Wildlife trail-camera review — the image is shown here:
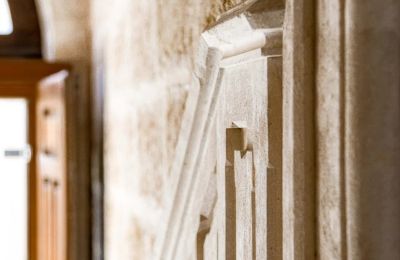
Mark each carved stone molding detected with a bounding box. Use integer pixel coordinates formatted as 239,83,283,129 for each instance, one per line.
156,7,284,258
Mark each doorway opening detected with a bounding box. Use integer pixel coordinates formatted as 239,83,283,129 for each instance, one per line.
0,98,29,260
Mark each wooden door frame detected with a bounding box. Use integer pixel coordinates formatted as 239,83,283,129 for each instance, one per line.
0,59,69,260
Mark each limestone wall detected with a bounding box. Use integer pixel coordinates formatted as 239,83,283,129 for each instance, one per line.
91,1,248,259
37,0,251,259
35,0,400,259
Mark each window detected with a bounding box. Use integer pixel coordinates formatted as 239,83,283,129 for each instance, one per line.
0,0,13,35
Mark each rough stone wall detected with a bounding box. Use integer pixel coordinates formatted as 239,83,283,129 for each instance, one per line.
91,1,246,259
38,0,248,258
35,0,400,259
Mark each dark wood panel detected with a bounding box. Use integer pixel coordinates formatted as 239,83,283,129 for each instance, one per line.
0,59,69,83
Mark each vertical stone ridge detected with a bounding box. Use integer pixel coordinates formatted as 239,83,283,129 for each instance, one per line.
339,0,348,259
316,0,347,259
283,0,316,259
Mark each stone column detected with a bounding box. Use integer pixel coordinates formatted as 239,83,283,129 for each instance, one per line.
345,0,400,259
316,0,347,259
317,0,400,258
283,0,316,259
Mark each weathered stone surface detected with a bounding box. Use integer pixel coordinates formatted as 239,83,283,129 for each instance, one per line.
282,0,316,259
316,0,346,259
34,0,400,260
92,1,252,259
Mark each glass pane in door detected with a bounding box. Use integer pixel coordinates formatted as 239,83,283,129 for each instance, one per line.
0,98,29,260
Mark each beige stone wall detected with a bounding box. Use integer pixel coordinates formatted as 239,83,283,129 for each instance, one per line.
36,0,400,259
92,1,247,259
37,0,250,259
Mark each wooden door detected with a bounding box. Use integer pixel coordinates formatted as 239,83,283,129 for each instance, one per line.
36,72,68,260
0,60,70,260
